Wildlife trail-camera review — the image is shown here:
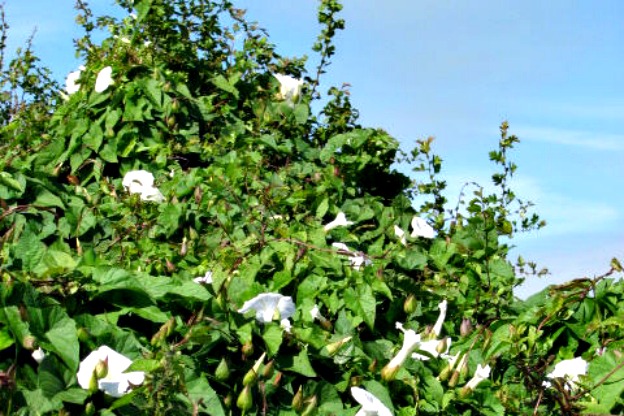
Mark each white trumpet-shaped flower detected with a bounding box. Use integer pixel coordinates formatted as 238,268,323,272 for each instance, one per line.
332,242,372,271
32,347,46,364
412,337,451,361
274,74,304,105
351,387,393,416
394,225,407,246
465,363,491,390
410,216,435,239
64,65,85,96
310,304,322,320
324,212,354,231
122,170,165,202
432,299,448,337
386,322,422,369
543,357,588,390
76,345,145,397
95,66,114,93
238,293,295,331
193,271,213,284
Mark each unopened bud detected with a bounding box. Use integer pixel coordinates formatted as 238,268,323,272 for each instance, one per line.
381,364,399,382
243,352,266,386
84,402,95,416
262,360,275,379
368,359,378,373
215,358,230,381
448,370,460,387
242,341,254,358
301,395,318,416
223,392,233,408
432,339,444,355
151,317,175,346
95,357,108,379
22,335,36,350
438,365,452,381
324,336,351,356
236,385,253,411
459,386,471,398
292,386,304,412
403,294,417,314
88,370,99,393
460,318,473,336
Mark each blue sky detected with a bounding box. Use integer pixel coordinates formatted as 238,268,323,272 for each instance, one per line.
6,1,624,298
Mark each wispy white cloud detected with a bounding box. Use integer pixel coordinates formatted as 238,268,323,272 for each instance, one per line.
512,126,624,151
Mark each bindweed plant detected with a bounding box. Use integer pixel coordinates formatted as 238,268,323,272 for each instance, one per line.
0,1,623,415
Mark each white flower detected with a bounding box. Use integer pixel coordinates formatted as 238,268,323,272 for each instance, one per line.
76,345,145,397
122,170,165,202
32,347,46,364
387,322,422,370
543,357,588,390
193,271,213,284
238,293,296,327
310,304,322,320
95,66,114,93
410,216,435,239
65,66,85,96
465,363,491,390
351,387,393,416
412,337,451,361
274,74,304,105
332,242,372,271
432,299,448,337
324,212,353,231
394,225,407,246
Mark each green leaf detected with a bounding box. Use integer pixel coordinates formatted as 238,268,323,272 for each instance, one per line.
316,198,329,219
45,311,79,372
262,324,283,356
212,75,239,99
186,376,226,416
157,203,182,238
395,248,427,270
281,349,317,377
0,327,14,351
54,388,89,405
35,189,64,209
344,284,376,329
166,281,210,302
125,358,162,373
0,171,25,193
15,227,46,272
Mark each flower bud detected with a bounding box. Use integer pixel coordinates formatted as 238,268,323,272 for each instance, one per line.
460,318,473,336
380,364,399,382
94,357,108,379
262,360,275,379
323,336,351,356
88,370,99,393
22,335,36,350
438,365,452,381
236,385,253,411
292,386,304,412
448,370,460,387
151,317,175,346
77,327,90,343
436,338,448,354
301,395,318,416
223,392,233,408
243,352,266,386
241,341,254,358
403,294,417,314
368,359,378,373
215,358,230,381
84,402,95,416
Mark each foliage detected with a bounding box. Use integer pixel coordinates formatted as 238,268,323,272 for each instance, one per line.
0,0,623,415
